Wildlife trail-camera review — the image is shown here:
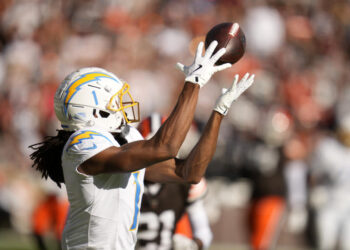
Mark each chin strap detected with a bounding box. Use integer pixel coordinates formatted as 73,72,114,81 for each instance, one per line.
112,132,127,145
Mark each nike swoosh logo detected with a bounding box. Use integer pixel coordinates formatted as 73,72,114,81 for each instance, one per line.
192,64,202,73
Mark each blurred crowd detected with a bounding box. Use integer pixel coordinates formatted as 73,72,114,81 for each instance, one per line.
0,0,350,249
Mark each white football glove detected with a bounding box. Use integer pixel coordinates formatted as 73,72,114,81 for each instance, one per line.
214,73,255,115
173,234,199,250
176,41,232,88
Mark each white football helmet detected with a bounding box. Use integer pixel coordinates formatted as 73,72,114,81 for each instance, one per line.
54,67,139,132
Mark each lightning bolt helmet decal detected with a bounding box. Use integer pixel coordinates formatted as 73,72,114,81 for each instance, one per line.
63,72,120,115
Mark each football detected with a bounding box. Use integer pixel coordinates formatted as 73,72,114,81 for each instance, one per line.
205,22,246,65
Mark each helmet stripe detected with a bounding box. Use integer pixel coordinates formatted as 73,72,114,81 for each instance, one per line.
92,90,98,105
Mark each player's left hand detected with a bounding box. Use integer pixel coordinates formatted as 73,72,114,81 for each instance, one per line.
214,73,255,115
176,41,232,88
173,234,199,250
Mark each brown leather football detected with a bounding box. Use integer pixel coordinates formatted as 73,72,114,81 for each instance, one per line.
205,22,246,65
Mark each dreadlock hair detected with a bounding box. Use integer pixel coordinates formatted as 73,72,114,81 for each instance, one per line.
29,129,129,188
29,130,73,188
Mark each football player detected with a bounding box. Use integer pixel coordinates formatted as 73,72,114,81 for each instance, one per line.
30,41,255,249
32,192,69,250
137,113,212,250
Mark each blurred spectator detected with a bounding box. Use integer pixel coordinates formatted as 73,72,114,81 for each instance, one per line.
244,6,286,57
283,132,310,235
32,193,69,250
309,115,350,250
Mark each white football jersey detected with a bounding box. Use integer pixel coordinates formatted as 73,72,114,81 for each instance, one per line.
61,126,145,250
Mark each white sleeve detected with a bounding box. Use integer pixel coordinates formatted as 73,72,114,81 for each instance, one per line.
186,200,213,249
187,178,207,203
63,128,118,167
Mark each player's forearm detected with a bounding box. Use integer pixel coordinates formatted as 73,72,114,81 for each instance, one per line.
177,112,223,183
150,82,199,157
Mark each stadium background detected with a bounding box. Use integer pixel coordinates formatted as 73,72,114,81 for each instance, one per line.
0,0,350,249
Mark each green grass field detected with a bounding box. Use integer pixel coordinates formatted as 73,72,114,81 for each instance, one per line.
0,229,313,250
0,229,246,250
0,229,56,250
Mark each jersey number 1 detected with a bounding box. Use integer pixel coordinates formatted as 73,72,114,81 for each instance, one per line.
130,171,141,231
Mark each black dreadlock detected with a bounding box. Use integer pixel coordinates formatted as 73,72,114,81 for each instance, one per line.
29,129,128,188
29,130,73,188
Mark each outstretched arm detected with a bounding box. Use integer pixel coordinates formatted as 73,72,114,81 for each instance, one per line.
144,112,222,183
145,73,255,183
79,41,231,175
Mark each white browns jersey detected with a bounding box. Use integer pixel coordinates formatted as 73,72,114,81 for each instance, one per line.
61,126,145,250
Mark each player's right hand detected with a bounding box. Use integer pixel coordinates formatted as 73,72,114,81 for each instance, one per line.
176,41,232,88
214,73,255,115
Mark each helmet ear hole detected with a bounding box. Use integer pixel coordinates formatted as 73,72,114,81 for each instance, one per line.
99,110,110,118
